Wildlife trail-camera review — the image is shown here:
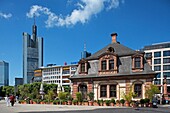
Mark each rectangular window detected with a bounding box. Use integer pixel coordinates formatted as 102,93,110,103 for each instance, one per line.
154,79,161,85
163,50,170,57
154,65,161,71
167,86,170,93
154,52,161,57
163,72,170,78
167,79,170,84
163,58,170,64
146,53,152,57
135,57,141,68
100,85,107,97
154,59,161,64
101,60,107,70
156,73,161,78
110,85,116,97
81,63,85,72
163,65,170,71
134,84,142,98
109,60,114,70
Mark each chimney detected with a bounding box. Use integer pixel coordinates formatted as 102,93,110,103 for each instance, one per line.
111,33,118,43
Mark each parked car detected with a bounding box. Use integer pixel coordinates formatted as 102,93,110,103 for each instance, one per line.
152,100,158,108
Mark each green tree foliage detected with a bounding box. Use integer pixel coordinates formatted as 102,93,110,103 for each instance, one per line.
122,87,137,103
145,84,160,102
2,86,14,95
76,92,83,102
63,86,71,92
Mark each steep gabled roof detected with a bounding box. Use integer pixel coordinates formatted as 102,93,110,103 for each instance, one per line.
86,42,143,60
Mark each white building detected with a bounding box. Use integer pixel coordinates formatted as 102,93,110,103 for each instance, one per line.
143,42,170,95
40,64,77,87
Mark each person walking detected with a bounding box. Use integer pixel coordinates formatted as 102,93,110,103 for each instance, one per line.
9,95,15,106
4,95,10,106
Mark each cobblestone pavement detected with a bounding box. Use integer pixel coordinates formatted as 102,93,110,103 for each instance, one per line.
0,100,170,113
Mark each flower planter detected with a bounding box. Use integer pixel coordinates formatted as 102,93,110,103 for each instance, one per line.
93,102,98,106
110,103,115,106
125,101,130,107
88,101,93,106
83,102,89,106
68,101,72,105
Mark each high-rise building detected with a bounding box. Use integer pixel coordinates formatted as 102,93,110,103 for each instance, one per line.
0,61,9,86
143,42,170,95
23,20,43,84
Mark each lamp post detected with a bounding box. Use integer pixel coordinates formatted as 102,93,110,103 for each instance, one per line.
39,83,45,99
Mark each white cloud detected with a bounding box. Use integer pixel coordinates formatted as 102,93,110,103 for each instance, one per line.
26,0,122,27
0,12,12,19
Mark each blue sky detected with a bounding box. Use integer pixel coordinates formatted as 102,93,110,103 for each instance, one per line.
0,0,170,86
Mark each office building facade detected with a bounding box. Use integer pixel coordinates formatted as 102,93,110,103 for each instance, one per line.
23,22,43,84
38,64,77,87
143,42,170,97
0,61,9,86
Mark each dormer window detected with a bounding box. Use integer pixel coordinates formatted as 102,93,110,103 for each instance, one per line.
132,53,144,71
79,60,88,74
135,57,141,68
101,60,107,70
109,60,114,70
99,52,118,74
81,63,85,72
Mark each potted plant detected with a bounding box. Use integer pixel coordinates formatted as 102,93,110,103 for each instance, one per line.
83,99,89,106
72,99,78,105
87,92,94,106
67,95,72,105
97,100,101,106
105,100,111,106
140,99,145,107
120,99,125,106
76,92,83,105
116,100,120,106
110,98,115,106
144,98,150,107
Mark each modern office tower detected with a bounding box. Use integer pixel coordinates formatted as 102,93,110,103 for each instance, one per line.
143,42,170,95
0,61,9,86
23,20,43,84
38,64,77,87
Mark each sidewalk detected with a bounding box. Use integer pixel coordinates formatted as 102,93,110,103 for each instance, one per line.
0,100,127,113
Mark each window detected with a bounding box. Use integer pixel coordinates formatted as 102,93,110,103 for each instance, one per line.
154,59,161,64
109,60,114,70
101,60,107,70
167,79,170,84
163,50,170,57
163,58,170,64
167,86,170,93
154,52,161,57
154,65,161,71
134,84,142,98
146,53,152,57
154,79,161,85
81,63,85,72
100,85,107,97
163,72,170,78
110,85,116,97
156,73,161,78
135,57,141,68
163,65,170,71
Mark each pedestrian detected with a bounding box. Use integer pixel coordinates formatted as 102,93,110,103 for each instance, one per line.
4,95,10,106
9,95,15,106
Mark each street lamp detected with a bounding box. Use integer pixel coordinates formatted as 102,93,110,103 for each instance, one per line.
39,83,45,99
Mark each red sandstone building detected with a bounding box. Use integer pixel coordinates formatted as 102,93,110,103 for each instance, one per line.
70,33,157,101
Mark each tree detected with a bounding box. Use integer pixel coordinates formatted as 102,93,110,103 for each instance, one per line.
2,86,14,95
145,84,160,102
122,87,137,103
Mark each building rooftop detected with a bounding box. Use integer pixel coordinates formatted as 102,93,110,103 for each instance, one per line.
142,42,170,50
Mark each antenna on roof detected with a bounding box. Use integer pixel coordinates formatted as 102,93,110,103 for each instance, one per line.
84,41,86,51
33,13,36,25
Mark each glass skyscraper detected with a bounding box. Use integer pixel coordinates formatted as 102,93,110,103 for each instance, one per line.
23,22,43,84
0,61,9,86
